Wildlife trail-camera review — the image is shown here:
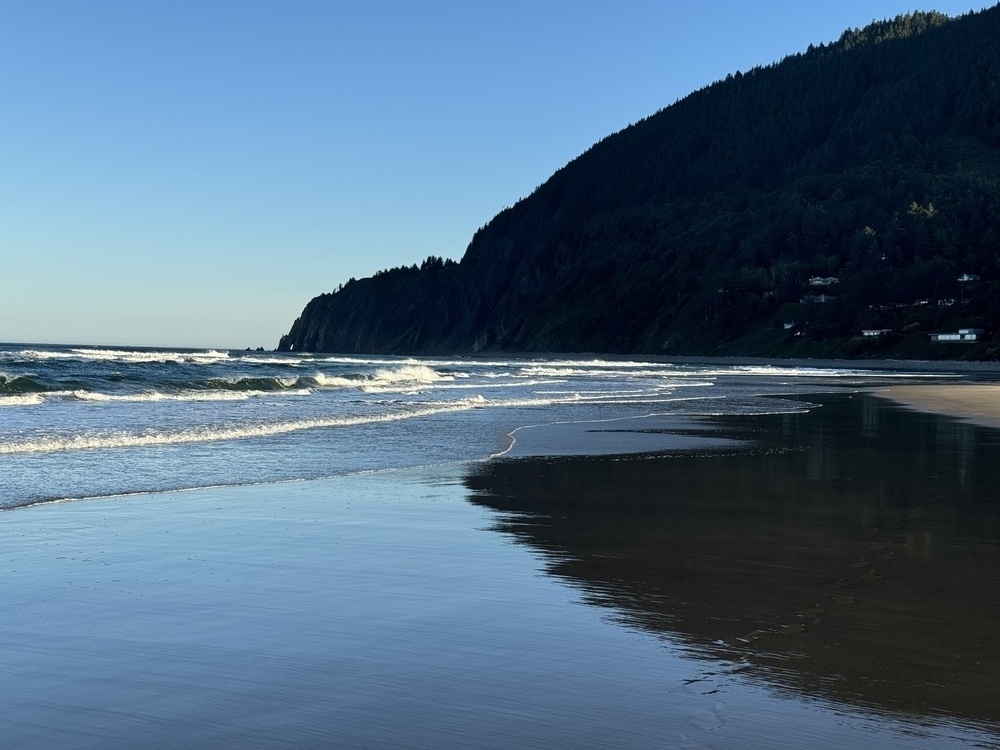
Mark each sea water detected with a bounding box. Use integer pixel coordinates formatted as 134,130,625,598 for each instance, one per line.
0,343,948,510
4,343,1000,748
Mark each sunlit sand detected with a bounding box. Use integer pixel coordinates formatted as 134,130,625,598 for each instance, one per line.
878,384,1000,429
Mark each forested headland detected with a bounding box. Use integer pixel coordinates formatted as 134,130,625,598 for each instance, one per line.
280,7,1000,360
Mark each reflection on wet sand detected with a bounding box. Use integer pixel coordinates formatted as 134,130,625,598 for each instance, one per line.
465,394,1000,730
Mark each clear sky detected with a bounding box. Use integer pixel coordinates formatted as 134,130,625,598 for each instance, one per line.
1,1,990,348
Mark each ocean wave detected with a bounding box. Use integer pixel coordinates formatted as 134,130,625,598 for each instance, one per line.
517,365,697,379
12,348,231,365
413,378,565,391
68,388,313,403
0,376,816,454
0,393,46,407
372,364,452,384
203,375,301,391
0,396,494,455
0,389,683,455
0,373,48,394
1,375,317,404
542,381,714,395
310,372,360,388
314,355,412,366
232,355,303,366
306,364,455,392
514,362,954,381
533,388,653,396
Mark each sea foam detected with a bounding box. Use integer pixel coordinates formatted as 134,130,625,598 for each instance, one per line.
68,388,312,403
0,389,715,455
0,394,46,407
14,348,231,365
0,396,496,454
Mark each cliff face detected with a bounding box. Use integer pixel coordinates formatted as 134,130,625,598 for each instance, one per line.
280,7,1000,359
279,261,467,353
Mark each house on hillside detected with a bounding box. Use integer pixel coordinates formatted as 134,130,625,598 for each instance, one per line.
929,328,983,342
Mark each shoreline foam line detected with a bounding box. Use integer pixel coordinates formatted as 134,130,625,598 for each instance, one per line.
0,392,719,455
0,400,487,454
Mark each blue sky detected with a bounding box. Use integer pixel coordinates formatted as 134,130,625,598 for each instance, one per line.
1,1,989,348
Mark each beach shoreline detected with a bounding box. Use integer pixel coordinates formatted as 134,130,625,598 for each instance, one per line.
494,413,746,459
876,384,1000,430
3,392,1000,748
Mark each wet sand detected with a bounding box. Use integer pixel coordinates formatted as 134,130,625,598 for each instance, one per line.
3,395,999,748
470,393,1000,739
879,384,1000,429
499,413,744,458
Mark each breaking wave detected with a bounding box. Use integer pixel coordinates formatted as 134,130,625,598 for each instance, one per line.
69,388,312,403
0,364,460,405
11,348,232,365
309,364,453,391
204,376,301,391
0,389,811,456
0,373,48,394
0,397,492,455
371,364,452,384
0,393,46,407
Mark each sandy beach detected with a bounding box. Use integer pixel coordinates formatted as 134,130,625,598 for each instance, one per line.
5,465,922,750
3,392,999,748
878,384,1000,429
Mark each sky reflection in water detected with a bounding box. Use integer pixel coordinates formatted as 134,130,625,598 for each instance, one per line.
466,393,1000,731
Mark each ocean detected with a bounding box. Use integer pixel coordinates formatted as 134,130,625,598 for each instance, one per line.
3,342,1000,748
0,342,948,510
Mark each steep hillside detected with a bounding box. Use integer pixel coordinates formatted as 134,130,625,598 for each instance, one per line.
280,7,1000,359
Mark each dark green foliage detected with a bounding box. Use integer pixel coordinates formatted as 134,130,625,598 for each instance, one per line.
279,7,1000,359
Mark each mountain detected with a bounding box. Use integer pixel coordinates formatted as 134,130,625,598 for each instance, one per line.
279,7,1000,359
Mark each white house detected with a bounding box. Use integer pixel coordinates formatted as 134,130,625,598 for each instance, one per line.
929,328,984,342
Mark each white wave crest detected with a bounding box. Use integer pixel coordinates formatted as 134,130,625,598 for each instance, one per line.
309,365,452,391
0,396,493,455
415,378,565,391
0,394,46,407
236,355,303,366
372,364,451,384
15,348,231,365
69,388,312,403
517,365,691,379
311,372,358,388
